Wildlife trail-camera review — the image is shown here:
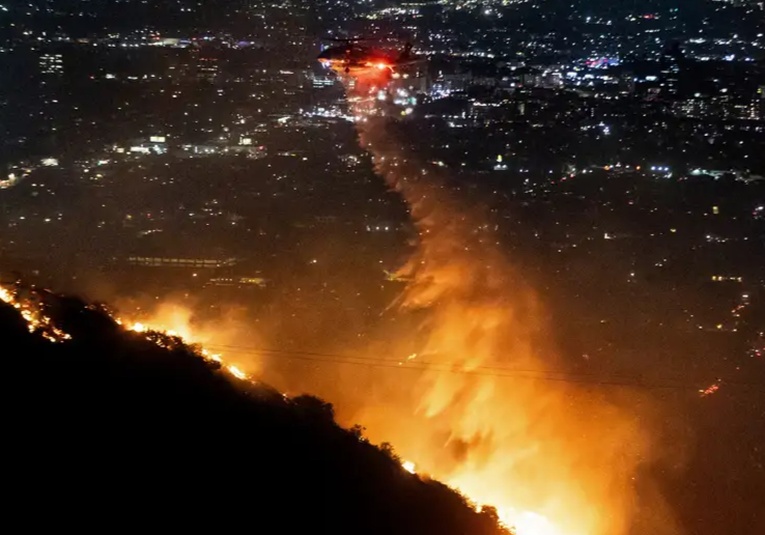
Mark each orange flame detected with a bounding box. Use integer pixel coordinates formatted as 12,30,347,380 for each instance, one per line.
338,86,677,535
402,460,416,474
0,78,683,533
120,310,256,382
0,284,72,342
105,295,257,374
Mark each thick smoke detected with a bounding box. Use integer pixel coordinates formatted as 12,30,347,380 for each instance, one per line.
102,83,681,535
338,91,679,535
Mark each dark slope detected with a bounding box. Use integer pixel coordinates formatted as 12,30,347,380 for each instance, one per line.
0,289,508,534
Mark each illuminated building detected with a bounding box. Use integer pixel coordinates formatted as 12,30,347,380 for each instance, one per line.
731,100,760,121
673,98,709,119
197,57,220,82
39,53,63,76
127,257,238,269
309,72,336,88
206,276,267,288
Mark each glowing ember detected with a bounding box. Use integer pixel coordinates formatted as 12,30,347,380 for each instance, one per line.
0,284,72,342
0,286,12,304
124,318,252,381
201,349,223,363
2,282,259,397
6,280,562,532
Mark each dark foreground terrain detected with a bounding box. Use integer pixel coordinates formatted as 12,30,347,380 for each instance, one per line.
0,286,507,534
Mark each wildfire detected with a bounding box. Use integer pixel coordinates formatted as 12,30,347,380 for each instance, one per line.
227,364,248,380
508,511,561,535
338,80,671,535
122,318,252,382
4,278,562,533
0,73,673,532
0,284,72,343
2,73,714,535
400,457,561,535
1,282,254,385
110,297,260,381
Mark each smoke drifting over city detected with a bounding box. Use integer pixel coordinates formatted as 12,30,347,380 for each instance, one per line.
1,1,764,534
337,87,673,535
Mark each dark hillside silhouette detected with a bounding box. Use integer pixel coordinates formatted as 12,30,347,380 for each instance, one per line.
0,288,509,535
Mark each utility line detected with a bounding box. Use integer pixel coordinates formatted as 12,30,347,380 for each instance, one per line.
202,343,762,392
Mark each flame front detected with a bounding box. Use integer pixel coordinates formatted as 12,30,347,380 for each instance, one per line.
402,460,416,474
0,284,72,343
0,283,256,384
0,72,687,535
510,511,561,535
122,313,254,382
338,77,679,535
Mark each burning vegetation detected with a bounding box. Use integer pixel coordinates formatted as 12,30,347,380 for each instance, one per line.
340,81,677,535
0,282,510,535
6,69,760,535
0,79,677,535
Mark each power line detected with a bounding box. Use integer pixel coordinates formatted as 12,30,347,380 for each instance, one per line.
204,344,654,378
202,343,763,392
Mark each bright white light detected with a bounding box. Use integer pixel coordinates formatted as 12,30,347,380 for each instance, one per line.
227,365,247,380
511,511,561,535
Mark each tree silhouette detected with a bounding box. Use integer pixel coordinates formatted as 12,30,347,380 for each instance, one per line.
0,291,511,535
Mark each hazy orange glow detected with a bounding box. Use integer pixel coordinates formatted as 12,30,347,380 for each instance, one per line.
227,364,248,380
118,306,258,381
511,511,561,535
0,77,678,533
334,80,679,535
402,460,416,474
0,284,72,343
0,74,684,535
1,267,680,535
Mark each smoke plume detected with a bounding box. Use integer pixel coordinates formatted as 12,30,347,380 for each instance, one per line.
99,82,681,535
338,90,678,535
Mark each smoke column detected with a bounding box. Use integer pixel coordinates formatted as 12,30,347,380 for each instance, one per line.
104,81,681,535
343,90,678,535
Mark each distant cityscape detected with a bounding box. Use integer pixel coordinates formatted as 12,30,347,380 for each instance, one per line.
0,0,763,368
0,2,763,533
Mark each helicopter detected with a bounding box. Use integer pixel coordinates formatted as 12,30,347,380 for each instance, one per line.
317,37,422,79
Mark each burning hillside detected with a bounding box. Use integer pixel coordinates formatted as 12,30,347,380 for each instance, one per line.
333,83,678,535
0,282,509,535
0,82,681,535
